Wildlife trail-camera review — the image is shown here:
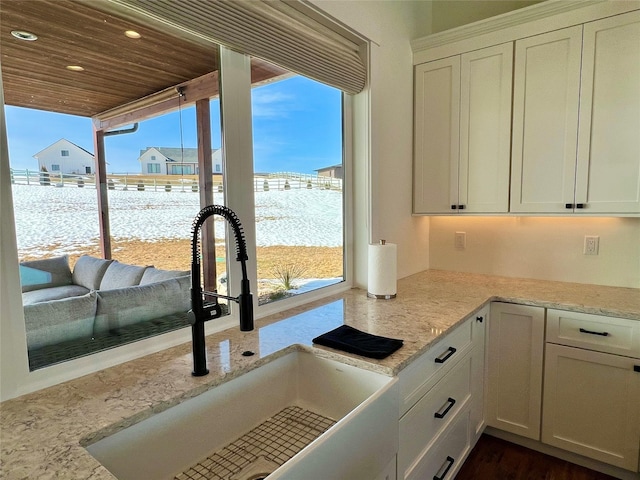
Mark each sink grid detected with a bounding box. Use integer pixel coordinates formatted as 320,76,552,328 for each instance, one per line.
174,405,336,480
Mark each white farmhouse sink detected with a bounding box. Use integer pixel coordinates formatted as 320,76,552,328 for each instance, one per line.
86,349,398,480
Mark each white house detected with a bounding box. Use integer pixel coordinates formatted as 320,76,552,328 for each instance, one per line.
33,139,94,175
139,147,223,175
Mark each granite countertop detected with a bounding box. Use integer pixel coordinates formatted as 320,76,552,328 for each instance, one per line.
1,270,639,479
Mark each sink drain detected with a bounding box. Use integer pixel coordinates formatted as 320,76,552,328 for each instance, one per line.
229,455,277,480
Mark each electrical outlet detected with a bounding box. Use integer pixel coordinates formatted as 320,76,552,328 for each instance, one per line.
454,231,466,250
584,235,599,255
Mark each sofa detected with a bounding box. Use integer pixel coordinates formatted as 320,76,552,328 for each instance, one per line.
20,255,191,367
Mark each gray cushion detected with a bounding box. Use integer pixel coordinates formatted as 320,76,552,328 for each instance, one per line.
20,255,72,293
94,276,191,334
139,267,190,285
100,261,148,290
23,292,97,350
72,256,113,290
22,285,90,306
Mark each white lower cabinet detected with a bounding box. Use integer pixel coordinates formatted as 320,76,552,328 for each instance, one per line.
542,343,640,471
395,302,639,478
470,306,487,445
542,309,640,472
486,303,545,440
397,308,486,480
405,406,472,480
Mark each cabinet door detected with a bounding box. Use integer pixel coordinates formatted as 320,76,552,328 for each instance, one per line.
486,303,545,440
413,57,460,214
510,26,583,213
470,306,488,446
542,343,640,471
459,43,513,213
575,10,640,214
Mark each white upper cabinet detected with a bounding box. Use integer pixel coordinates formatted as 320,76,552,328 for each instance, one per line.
414,57,460,214
575,11,640,214
511,10,640,214
510,26,583,213
413,43,512,214
459,44,513,213
413,2,640,216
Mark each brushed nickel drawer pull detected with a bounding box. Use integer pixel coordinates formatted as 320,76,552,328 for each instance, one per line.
434,397,456,419
579,327,609,337
435,347,457,364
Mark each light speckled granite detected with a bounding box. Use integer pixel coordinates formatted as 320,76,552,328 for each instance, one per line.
1,270,638,479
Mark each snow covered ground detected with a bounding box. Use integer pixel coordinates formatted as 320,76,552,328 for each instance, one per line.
11,183,343,258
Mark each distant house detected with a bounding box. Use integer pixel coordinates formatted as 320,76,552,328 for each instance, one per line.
316,164,343,179
33,139,94,175
139,147,223,175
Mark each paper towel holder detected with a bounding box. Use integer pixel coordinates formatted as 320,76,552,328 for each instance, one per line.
367,239,397,300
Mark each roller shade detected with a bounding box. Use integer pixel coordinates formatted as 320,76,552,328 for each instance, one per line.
105,0,367,94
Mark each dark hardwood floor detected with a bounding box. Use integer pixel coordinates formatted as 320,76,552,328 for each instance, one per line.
455,435,621,480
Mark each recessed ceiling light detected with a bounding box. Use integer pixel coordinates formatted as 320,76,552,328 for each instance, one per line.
11,30,38,41
124,30,141,39
66,65,85,72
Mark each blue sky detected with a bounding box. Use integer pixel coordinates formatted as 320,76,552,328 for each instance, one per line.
5,76,342,175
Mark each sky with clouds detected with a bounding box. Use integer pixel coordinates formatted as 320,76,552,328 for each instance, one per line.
5,75,342,175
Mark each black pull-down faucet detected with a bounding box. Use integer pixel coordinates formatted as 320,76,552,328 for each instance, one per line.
189,205,254,376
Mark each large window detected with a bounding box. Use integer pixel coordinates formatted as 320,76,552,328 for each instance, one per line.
250,63,344,305
4,27,351,386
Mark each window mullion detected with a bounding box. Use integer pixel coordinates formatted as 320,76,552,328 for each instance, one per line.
218,46,258,318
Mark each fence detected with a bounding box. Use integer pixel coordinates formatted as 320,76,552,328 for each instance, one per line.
9,169,342,193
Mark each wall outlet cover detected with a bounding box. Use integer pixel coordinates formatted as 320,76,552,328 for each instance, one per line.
584,235,599,255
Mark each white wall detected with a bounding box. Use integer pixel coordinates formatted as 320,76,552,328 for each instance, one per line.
0,73,31,401
430,217,640,288
310,0,431,285
431,0,544,33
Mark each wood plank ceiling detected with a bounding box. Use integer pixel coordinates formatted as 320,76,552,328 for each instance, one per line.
0,0,287,118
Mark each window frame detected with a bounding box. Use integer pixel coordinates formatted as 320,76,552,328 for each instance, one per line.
0,47,356,400
219,47,353,319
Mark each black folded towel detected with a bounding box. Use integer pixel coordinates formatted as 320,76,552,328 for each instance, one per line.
312,325,403,359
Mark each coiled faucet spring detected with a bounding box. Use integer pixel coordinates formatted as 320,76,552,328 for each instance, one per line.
190,205,254,376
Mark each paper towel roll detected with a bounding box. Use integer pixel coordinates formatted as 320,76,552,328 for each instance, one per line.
367,241,397,299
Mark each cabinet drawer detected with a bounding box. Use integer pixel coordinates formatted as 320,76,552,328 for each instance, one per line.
398,318,473,416
405,406,471,480
398,352,473,479
547,309,640,358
